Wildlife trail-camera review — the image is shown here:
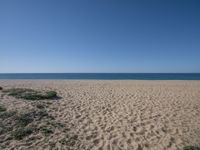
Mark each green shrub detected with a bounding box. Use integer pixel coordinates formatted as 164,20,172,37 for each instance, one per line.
0,122,13,134
16,112,34,126
0,111,16,119
2,88,58,100
16,110,49,127
40,126,53,136
3,88,34,97
0,105,6,112
12,127,34,140
45,91,57,99
184,146,200,150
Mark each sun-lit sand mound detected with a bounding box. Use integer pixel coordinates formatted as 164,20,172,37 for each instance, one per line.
0,80,200,150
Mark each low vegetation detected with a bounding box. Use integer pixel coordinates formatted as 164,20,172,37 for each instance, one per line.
40,126,54,136
2,88,57,100
0,87,80,149
12,127,34,140
0,86,3,90
0,105,6,112
0,110,16,119
0,104,55,141
184,146,200,150
16,112,35,127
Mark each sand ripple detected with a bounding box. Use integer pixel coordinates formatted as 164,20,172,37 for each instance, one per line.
0,80,200,150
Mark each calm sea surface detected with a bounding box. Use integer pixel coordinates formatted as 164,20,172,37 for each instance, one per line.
0,73,200,80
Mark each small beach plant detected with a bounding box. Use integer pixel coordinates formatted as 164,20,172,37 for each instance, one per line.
184,146,200,150
0,111,16,119
0,105,6,112
2,88,58,100
16,112,34,127
40,126,54,136
12,127,34,140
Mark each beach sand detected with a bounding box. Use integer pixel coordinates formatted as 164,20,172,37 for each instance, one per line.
0,80,200,150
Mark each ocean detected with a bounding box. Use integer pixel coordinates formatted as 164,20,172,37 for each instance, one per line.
0,73,200,80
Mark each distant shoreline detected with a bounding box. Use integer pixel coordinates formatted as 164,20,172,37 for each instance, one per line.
0,73,200,80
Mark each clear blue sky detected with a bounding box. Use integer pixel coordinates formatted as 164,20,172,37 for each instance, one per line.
0,0,200,73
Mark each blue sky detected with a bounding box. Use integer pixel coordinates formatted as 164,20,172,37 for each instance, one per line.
0,0,200,73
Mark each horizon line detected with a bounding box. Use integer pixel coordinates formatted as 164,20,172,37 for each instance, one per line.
0,72,200,74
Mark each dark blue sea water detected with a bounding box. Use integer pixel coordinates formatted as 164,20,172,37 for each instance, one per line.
0,73,200,80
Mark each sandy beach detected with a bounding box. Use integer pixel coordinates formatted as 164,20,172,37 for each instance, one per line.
0,80,200,150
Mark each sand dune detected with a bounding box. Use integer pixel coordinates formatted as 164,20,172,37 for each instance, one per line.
0,80,200,150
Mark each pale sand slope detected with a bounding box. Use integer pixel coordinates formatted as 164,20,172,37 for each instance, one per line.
0,80,200,150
